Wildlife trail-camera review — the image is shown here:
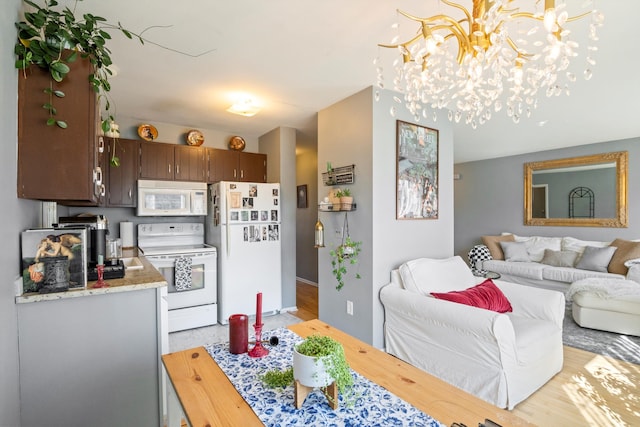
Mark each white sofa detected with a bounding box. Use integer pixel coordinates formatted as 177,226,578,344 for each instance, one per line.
379,256,565,410
474,234,640,293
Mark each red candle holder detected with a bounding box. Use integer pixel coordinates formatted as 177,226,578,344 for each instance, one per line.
248,323,269,358
93,264,109,288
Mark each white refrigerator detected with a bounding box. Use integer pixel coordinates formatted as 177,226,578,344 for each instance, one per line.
206,181,282,324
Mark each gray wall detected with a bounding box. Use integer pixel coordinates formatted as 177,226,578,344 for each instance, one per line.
318,87,454,348
2,1,42,425
295,140,319,283
260,127,297,309
454,137,640,260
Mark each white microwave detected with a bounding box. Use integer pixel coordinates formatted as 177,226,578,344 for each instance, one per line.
137,180,207,216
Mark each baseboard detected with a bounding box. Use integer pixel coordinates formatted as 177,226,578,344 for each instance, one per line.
296,277,318,287
280,306,298,313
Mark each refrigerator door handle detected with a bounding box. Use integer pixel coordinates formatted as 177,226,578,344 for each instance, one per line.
225,186,231,257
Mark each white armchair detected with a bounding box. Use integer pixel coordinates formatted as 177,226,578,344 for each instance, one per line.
379,256,565,409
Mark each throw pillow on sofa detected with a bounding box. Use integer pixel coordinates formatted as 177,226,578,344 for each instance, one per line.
481,234,515,260
575,246,617,272
500,241,530,262
608,239,640,275
540,249,579,268
431,279,513,313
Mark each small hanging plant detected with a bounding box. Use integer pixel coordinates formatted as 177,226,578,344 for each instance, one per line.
330,236,362,291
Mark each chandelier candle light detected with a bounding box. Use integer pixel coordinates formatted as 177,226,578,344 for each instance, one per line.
376,0,604,128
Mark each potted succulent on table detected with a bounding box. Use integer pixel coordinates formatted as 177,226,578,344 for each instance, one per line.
261,334,354,408
293,334,354,407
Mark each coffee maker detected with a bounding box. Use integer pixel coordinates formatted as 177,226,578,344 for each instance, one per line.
57,214,108,265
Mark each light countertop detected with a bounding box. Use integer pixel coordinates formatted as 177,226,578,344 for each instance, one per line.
16,249,167,304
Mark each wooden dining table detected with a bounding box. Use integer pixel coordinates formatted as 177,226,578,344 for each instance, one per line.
162,319,532,426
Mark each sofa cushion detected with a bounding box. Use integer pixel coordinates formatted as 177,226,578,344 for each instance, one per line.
482,234,515,260
431,279,513,313
575,246,617,272
561,236,610,255
542,266,624,283
608,239,640,275
398,256,476,295
483,260,546,280
540,249,579,268
521,236,563,262
500,242,531,262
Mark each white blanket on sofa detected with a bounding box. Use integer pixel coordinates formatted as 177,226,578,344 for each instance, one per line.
566,278,640,301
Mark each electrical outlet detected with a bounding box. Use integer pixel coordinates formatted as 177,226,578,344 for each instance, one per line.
346,300,354,316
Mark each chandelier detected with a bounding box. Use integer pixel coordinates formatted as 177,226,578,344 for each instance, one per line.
376,0,604,127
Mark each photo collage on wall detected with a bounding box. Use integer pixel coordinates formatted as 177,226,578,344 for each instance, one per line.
228,183,280,243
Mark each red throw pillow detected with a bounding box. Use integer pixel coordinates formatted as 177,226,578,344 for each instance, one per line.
430,279,513,313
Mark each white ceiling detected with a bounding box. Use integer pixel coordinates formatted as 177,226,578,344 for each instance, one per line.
47,1,640,162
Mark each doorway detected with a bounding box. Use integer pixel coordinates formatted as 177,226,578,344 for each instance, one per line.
532,184,548,218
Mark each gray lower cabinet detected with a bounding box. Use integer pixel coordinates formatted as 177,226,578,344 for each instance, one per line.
17,288,164,427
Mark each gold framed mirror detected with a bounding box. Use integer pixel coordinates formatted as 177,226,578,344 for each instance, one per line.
524,151,628,227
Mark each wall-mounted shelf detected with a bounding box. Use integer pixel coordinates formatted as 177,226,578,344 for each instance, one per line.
318,203,357,212
322,164,355,186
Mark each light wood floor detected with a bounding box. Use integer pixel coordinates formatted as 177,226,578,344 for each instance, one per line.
292,280,318,321
291,281,639,426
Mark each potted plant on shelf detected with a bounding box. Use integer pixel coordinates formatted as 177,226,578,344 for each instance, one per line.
330,236,362,291
329,188,342,211
14,0,143,165
336,188,353,211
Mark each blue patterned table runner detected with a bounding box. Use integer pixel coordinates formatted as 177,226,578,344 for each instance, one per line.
205,327,444,426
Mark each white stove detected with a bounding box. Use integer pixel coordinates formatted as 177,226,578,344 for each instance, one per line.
138,223,218,332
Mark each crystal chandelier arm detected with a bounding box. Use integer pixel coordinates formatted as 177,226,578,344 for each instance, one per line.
510,10,592,23
440,0,472,29
379,10,472,65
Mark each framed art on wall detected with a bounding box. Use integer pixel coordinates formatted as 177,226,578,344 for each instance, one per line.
396,120,439,220
20,227,88,294
297,184,308,208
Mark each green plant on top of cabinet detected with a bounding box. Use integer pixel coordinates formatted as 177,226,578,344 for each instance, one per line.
17,53,104,204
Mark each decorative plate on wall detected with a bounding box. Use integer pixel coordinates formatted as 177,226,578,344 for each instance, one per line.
186,129,205,146
138,124,158,141
228,135,246,151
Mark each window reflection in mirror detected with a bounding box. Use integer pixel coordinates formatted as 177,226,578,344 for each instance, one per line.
524,152,628,227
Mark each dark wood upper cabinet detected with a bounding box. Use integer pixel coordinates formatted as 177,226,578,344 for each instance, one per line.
206,148,266,183
239,151,267,182
174,145,206,182
17,58,103,204
139,141,206,182
106,138,138,207
138,141,175,180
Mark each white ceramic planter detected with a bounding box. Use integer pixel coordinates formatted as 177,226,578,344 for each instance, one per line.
293,347,333,388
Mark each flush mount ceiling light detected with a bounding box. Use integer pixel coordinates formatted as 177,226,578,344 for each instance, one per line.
375,0,604,128
226,98,261,117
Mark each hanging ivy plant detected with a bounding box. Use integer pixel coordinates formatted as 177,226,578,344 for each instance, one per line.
14,0,144,166
330,236,362,291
